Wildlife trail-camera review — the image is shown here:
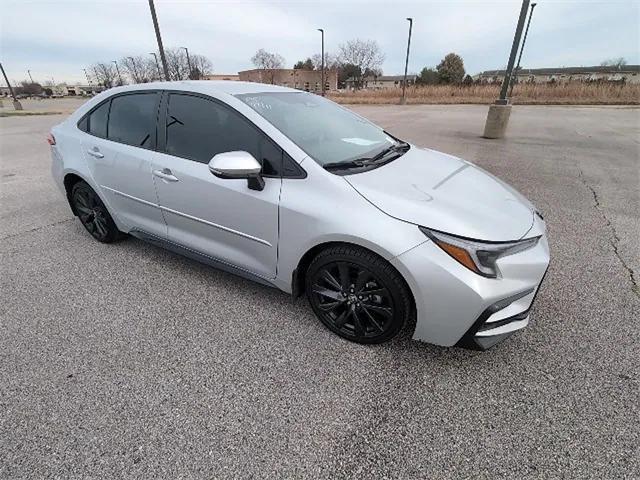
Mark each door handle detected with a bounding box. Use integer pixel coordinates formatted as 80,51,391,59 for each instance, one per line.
86,149,104,159
153,168,179,182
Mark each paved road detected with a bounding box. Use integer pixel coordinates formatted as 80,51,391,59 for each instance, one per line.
1,105,639,479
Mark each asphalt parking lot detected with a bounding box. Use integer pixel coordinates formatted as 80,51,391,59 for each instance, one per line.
1,103,639,479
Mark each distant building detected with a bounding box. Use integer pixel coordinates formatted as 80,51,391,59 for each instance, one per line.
51,84,105,96
238,68,338,92
474,65,640,84
203,74,240,81
0,83,104,97
344,75,417,90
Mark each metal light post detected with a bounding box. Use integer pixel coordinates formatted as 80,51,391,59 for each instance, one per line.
112,60,123,85
148,0,170,81
150,52,162,80
498,0,530,103
509,2,537,98
181,47,193,79
127,56,140,83
401,17,413,105
318,28,324,96
0,63,22,110
27,70,34,83
483,0,530,139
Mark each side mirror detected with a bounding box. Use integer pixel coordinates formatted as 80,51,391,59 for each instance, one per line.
208,151,265,191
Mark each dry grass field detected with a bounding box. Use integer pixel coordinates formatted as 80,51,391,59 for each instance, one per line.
329,82,640,105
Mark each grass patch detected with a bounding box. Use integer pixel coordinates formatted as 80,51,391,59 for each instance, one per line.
0,111,65,118
329,83,640,105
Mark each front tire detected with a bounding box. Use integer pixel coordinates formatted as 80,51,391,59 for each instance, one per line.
71,181,121,243
305,245,411,344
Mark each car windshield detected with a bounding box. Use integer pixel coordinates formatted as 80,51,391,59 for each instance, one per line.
236,92,397,166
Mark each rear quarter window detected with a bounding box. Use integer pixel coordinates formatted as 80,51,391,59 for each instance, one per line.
88,101,110,138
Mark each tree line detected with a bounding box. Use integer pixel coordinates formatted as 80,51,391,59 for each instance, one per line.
251,40,473,89
251,38,385,89
89,48,213,88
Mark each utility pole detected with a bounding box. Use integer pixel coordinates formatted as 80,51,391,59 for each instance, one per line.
150,52,162,80
27,70,34,83
483,0,530,139
0,63,23,110
148,0,170,81
401,17,413,105
318,28,325,96
509,2,537,98
127,56,140,83
112,60,123,85
181,47,193,79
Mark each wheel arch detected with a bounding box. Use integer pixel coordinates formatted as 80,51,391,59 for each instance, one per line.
63,172,86,216
63,171,114,222
291,241,416,313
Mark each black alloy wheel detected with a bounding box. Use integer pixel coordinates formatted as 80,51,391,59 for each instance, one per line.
71,181,121,243
306,246,411,344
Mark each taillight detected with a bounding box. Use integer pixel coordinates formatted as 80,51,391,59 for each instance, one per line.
46,133,56,145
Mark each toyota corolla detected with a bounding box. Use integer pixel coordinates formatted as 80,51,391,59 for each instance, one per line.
49,81,549,350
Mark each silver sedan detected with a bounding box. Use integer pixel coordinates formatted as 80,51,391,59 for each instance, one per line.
50,81,549,350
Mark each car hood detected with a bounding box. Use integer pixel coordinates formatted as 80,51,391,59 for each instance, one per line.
345,146,535,241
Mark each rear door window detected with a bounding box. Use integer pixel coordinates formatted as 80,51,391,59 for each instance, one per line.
107,93,159,149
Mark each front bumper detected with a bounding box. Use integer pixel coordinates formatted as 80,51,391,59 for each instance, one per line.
390,228,550,349
455,267,548,350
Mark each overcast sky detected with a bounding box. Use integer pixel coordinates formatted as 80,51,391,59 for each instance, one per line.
1,0,639,85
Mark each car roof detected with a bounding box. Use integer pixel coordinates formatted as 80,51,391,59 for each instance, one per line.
105,80,297,96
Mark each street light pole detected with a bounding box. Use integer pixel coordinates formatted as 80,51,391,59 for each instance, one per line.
318,28,324,96
482,0,530,139
509,2,537,98
27,70,34,83
498,0,530,103
148,0,170,81
401,17,413,105
150,53,162,80
181,47,193,79
0,63,23,110
112,60,123,85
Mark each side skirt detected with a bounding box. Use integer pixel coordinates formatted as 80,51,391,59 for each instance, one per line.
129,230,278,290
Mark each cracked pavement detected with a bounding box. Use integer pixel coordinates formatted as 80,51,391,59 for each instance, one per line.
1,105,639,479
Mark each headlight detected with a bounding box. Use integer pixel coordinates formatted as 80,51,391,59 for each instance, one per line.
420,227,540,278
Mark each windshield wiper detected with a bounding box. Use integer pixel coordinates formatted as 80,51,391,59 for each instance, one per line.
368,141,410,163
323,141,410,171
323,159,373,170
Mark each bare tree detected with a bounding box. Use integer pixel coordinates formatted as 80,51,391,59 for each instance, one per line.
311,52,340,71
251,48,285,69
190,54,213,79
91,63,116,88
600,57,627,69
165,48,190,80
120,56,152,83
251,49,285,84
338,39,385,89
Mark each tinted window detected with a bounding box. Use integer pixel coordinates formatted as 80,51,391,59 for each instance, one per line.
77,115,88,132
165,94,280,174
108,93,158,149
88,101,110,138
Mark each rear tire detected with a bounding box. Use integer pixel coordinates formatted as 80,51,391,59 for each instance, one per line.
71,181,122,243
305,245,411,344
